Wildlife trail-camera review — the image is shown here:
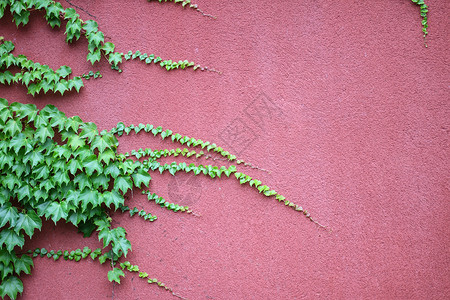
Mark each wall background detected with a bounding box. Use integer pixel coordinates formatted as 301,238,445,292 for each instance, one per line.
1,0,449,299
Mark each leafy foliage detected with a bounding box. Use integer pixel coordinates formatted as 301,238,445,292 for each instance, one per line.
410,0,429,46
0,97,318,299
0,0,428,299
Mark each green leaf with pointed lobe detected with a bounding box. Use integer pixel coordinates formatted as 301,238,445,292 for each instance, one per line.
0,205,19,228
0,276,23,300
114,176,133,194
0,229,25,252
131,169,151,188
13,255,33,276
83,155,103,176
14,210,42,238
107,268,124,284
44,202,69,224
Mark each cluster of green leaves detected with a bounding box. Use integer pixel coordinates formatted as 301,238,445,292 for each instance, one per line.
82,71,102,80
233,172,324,226
112,122,238,162
118,260,181,297
0,0,201,74
123,50,198,71
119,205,158,222
0,98,134,299
0,97,318,299
0,39,84,96
30,246,101,261
410,0,429,42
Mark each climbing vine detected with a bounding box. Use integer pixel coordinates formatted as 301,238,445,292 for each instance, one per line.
0,0,430,299
410,0,429,46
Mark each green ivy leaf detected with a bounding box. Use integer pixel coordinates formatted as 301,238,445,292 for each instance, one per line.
0,205,19,228
0,276,23,300
114,176,133,194
10,1,26,15
68,76,84,92
80,189,100,211
83,155,103,176
98,148,115,164
108,52,123,67
101,42,115,55
80,122,99,143
4,119,22,137
107,268,125,284
104,162,121,179
55,66,72,78
131,169,151,188
33,165,50,181
13,255,33,276
13,10,30,27
34,125,54,143
0,262,14,281
82,20,98,35
87,49,101,65
112,236,131,257
67,133,86,150
45,202,69,224
0,71,14,85
91,133,118,153
54,79,69,95
0,229,25,252
101,190,124,210
14,210,42,238
64,7,79,20
87,31,104,48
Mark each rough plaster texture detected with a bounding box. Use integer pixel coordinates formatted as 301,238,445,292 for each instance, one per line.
1,0,449,299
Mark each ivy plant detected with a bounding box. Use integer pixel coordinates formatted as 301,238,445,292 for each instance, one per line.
0,0,430,299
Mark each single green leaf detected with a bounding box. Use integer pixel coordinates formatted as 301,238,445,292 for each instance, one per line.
114,176,133,194
55,66,72,78
83,154,103,176
107,268,125,284
4,119,22,137
82,20,98,35
101,42,115,55
67,133,86,150
91,133,118,153
13,255,33,276
80,189,100,211
101,190,124,209
131,169,151,188
0,276,23,300
0,229,25,252
68,76,84,92
54,80,69,95
87,49,101,65
0,205,19,228
14,210,42,238
44,202,68,224
80,122,98,143
112,237,131,257
87,31,104,48
34,125,54,143
67,159,83,175
74,173,92,190
98,148,115,164
104,162,121,179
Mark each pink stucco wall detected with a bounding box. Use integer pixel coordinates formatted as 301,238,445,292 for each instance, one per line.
1,0,449,299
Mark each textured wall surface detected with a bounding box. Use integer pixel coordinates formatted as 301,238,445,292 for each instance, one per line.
1,0,449,299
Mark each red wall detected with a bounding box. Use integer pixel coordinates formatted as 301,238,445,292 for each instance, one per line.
1,1,449,299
